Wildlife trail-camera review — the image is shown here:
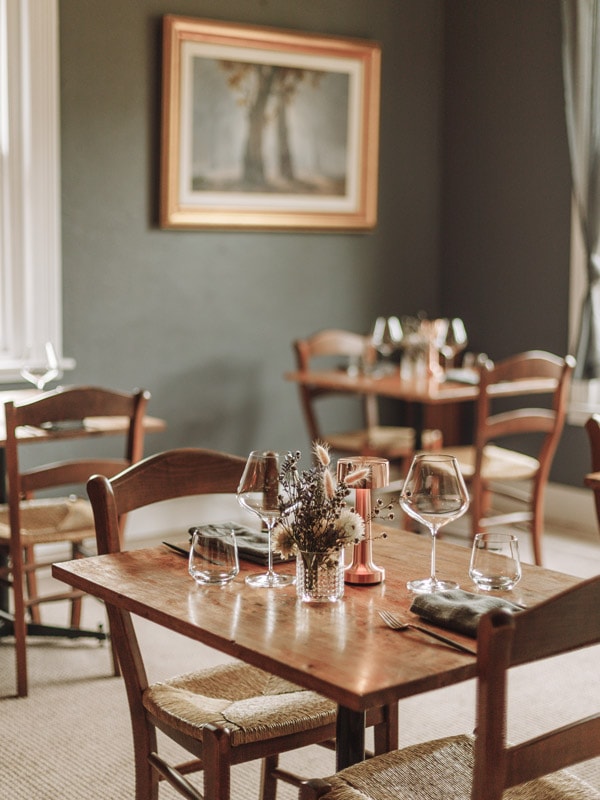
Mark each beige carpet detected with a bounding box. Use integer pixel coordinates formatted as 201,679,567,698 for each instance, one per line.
1,524,600,799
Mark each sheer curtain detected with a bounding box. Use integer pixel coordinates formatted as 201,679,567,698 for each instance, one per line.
562,0,600,380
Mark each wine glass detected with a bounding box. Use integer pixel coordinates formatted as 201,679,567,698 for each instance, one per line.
237,450,295,588
20,341,62,390
371,316,403,375
440,318,468,368
400,453,469,593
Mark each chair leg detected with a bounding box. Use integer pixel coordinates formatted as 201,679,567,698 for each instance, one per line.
23,544,41,625
202,724,232,800
69,543,83,628
260,754,279,800
531,487,545,566
11,550,29,697
133,720,160,800
109,621,120,677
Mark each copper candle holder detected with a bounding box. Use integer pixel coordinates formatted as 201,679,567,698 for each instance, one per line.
337,456,389,584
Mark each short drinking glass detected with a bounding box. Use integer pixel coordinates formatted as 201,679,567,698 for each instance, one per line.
188,526,239,585
469,532,522,591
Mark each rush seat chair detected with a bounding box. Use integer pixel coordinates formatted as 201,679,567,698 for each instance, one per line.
0,385,149,696
87,447,398,800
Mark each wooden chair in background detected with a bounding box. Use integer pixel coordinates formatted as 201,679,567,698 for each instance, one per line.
584,414,600,533
0,385,149,697
442,351,575,565
87,447,397,800
300,575,600,800
293,329,442,476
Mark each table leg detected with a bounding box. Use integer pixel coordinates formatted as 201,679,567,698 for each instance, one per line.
413,403,424,450
336,706,365,770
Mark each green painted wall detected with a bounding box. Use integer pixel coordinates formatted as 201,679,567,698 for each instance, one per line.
59,1,584,485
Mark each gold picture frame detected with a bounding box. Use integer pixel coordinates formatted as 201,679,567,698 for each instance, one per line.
160,15,381,231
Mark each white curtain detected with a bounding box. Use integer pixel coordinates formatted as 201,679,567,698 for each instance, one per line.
562,0,600,378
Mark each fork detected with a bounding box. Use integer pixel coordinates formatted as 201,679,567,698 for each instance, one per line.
378,610,476,655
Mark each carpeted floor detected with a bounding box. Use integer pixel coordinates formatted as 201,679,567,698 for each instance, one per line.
2,516,600,799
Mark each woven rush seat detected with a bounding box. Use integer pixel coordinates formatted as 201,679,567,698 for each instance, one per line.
326,426,442,460
0,496,95,544
308,733,600,800
444,443,538,482
145,662,336,747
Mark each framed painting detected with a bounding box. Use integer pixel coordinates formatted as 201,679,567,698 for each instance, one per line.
160,15,381,231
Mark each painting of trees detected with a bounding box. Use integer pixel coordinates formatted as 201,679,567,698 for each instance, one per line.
190,56,349,196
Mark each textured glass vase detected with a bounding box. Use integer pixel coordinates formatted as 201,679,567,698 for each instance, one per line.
296,549,345,603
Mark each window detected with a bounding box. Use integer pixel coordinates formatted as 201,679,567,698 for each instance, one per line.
561,1,600,424
0,0,72,382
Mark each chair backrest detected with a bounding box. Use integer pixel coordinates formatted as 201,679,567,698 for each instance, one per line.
472,574,600,798
4,385,149,546
472,350,575,487
293,329,377,440
88,448,246,556
86,448,246,706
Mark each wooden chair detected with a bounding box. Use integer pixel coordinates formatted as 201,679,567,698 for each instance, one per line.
0,385,149,697
441,351,575,565
86,447,397,800
584,414,600,533
293,329,442,475
300,574,600,800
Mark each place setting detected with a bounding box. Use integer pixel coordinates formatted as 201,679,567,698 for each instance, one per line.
379,451,526,648
179,444,396,603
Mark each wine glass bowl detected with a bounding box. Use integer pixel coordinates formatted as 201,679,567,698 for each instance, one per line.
370,316,403,375
440,318,468,368
400,453,469,593
20,342,62,391
237,450,295,588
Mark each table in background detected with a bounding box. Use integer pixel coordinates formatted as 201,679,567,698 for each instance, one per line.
285,368,559,446
53,529,578,770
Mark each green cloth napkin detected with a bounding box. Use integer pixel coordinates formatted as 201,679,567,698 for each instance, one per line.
409,589,523,637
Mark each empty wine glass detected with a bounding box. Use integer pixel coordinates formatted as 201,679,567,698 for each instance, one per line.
440,318,468,368
400,453,470,593
371,316,403,375
20,342,62,390
237,450,295,588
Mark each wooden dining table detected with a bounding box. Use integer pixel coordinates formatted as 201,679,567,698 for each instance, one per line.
285,366,559,446
52,528,578,770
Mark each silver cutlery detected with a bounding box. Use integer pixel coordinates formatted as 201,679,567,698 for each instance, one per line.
378,610,476,655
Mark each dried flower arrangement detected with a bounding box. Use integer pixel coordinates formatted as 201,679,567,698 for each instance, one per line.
272,442,392,559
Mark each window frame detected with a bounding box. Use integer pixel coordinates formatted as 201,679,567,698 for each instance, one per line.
0,0,72,382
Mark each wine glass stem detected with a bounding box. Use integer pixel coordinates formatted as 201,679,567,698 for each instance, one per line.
429,525,439,583
264,518,276,576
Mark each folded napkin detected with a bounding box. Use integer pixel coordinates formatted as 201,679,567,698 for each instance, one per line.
187,522,292,565
409,589,522,637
